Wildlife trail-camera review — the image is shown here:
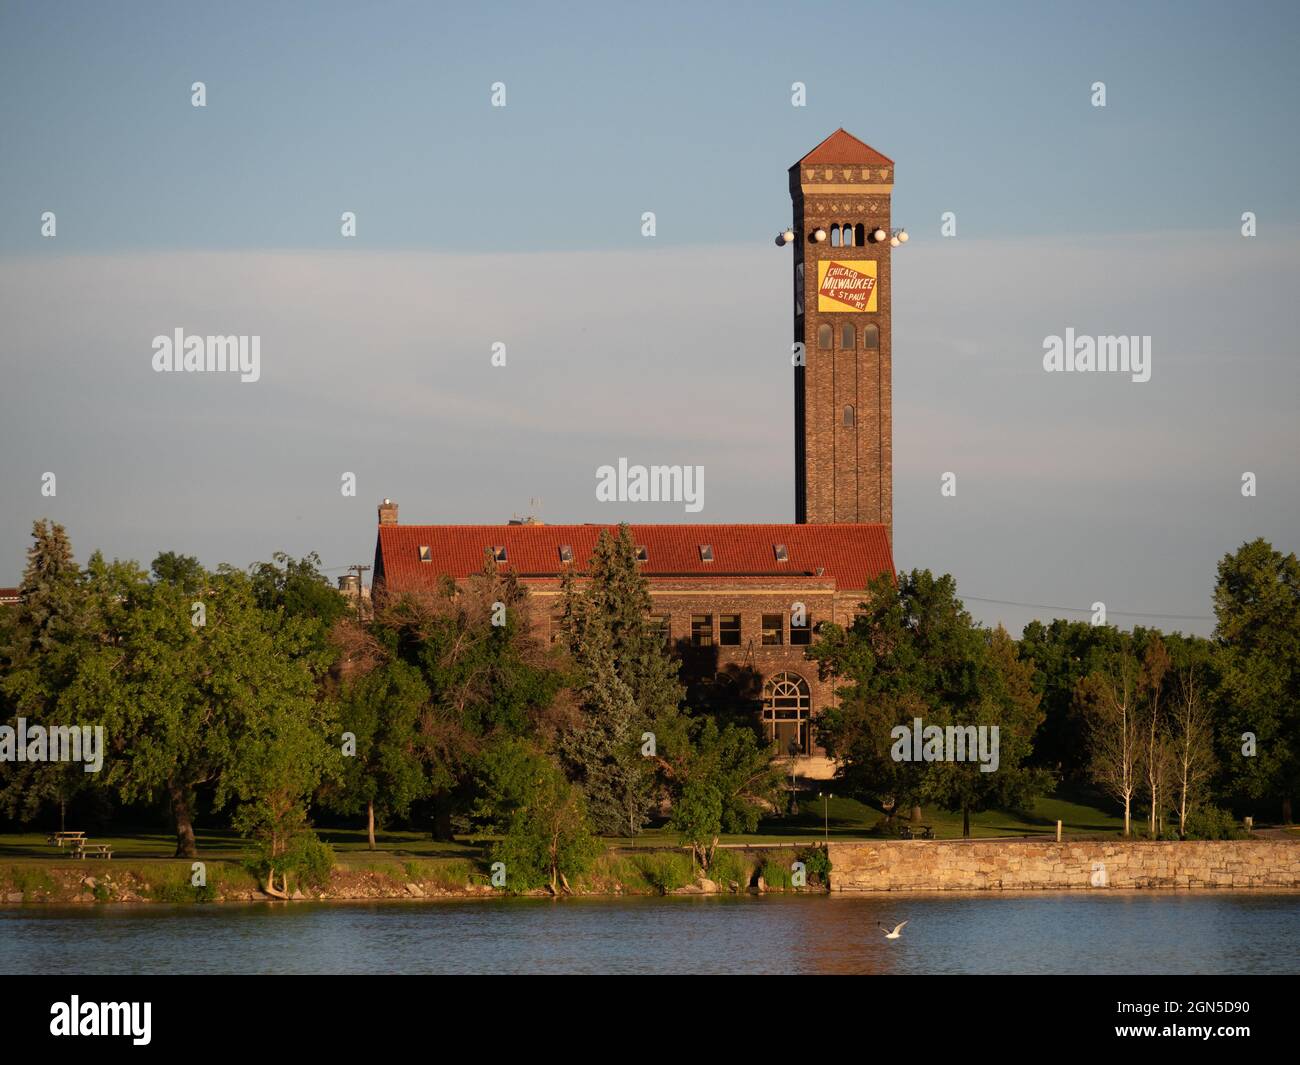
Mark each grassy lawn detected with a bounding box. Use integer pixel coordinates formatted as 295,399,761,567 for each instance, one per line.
0,791,1126,864
0,826,482,864
605,790,1126,847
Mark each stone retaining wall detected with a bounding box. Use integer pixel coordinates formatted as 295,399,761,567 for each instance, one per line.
826,839,1300,892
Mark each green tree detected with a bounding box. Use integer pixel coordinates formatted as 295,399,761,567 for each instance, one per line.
1213,538,1300,823
558,527,683,835
328,659,445,848
150,551,207,595
376,556,566,837
671,779,723,873
811,572,1049,835
250,551,349,637
474,738,600,894
668,717,781,871
63,566,331,856
1018,619,1127,784
227,696,337,889
921,625,1049,837
0,521,99,827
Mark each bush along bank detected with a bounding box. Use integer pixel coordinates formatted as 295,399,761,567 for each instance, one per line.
1,845,834,904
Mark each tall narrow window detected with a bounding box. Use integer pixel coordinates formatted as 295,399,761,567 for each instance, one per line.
842,223,854,247
691,614,714,647
648,614,670,644
854,223,866,246
762,613,784,646
791,613,813,645
863,323,879,350
817,323,833,349
841,323,855,349
830,224,841,247
719,614,741,646
843,405,856,427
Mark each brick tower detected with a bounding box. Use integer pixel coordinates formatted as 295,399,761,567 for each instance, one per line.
790,129,894,545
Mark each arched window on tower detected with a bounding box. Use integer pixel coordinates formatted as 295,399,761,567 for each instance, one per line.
841,323,855,349
842,223,854,247
830,224,841,247
817,323,833,349
843,405,856,427
855,223,866,245
863,323,879,350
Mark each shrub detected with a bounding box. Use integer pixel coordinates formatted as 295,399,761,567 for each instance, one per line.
631,852,694,893
246,831,335,889
759,851,794,889
705,848,747,887
797,845,832,887
1183,806,1246,840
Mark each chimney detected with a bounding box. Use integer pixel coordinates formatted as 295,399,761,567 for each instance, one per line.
378,498,399,525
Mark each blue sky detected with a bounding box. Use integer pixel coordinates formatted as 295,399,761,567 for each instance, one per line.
2,0,1298,636
3,0,1298,253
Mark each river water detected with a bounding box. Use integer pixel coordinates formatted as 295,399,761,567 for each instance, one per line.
3,893,1298,975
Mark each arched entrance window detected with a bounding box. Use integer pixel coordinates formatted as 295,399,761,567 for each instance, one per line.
763,671,811,755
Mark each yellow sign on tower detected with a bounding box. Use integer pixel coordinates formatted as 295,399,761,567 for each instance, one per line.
817,260,878,313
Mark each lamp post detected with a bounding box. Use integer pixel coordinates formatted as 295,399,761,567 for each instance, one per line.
819,791,833,843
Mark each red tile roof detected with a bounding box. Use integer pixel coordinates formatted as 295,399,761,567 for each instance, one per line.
0,587,21,605
796,129,893,167
377,524,894,593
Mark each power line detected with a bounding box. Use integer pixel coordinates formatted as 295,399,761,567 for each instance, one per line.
960,594,1213,623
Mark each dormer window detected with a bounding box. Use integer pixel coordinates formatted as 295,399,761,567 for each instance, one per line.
419,545,432,563
774,544,789,562
699,545,714,562
492,546,507,563
635,545,648,563
558,544,574,564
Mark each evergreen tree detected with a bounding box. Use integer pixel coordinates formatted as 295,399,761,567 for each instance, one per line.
0,521,99,827
558,526,683,835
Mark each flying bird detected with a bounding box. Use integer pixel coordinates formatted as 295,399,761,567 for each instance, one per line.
878,921,908,940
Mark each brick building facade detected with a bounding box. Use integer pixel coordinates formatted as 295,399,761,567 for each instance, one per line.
373,131,898,770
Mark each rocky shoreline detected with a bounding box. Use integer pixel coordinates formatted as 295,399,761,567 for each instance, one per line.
1,866,795,905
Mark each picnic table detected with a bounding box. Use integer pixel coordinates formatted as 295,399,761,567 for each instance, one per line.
47,832,111,859
899,825,935,840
